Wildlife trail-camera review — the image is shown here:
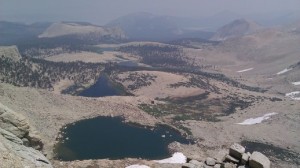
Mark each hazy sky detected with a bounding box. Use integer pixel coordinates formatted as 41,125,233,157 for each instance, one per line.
1,0,300,24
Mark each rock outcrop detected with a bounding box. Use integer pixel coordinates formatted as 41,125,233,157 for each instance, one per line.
182,143,270,168
229,143,245,160
249,152,271,168
0,102,52,168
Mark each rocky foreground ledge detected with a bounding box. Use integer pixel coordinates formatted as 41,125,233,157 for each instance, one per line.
0,102,52,168
182,143,270,168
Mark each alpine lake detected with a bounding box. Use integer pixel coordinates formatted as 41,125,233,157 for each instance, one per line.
55,74,191,161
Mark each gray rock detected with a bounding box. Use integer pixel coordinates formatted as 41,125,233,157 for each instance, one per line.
249,152,270,168
0,132,52,168
241,153,249,165
215,150,228,163
214,164,221,168
206,157,216,166
22,138,30,146
0,102,30,138
182,163,197,168
0,128,23,145
190,160,203,165
222,162,237,168
229,143,245,160
225,154,239,164
27,130,44,150
237,166,246,168
187,160,206,168
204,165,213,168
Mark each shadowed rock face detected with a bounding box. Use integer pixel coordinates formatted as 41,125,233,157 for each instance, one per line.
0,102,52,168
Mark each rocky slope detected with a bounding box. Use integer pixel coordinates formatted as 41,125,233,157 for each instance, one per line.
0,102,52,167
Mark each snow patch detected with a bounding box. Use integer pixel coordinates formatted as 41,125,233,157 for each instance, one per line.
237,68,253,73
286,91,300,100
125,165,150,168
127,152,187,167
276,68,292,75
292,81,300,86
237,113,277,125
155,152,187,164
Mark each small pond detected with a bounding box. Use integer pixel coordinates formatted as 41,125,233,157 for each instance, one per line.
79,75,124,97
54,117,191,161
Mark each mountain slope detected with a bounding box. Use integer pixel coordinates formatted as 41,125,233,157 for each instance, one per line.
107,12,213,41
39,22,126,39
211,19,263,41
107,12,179,41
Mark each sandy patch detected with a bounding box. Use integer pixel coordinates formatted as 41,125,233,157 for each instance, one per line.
52,79,74,94
117,71,204,98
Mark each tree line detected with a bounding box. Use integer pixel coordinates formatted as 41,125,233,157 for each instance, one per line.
0,55,103,90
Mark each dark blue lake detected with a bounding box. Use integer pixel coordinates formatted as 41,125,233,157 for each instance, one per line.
54,117,191,161
79,75,123,97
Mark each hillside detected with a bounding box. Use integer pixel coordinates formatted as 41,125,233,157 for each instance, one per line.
39,22,126,39
182,26,300,99
211,19,263,41
0,46,104,94
0,46,21,61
